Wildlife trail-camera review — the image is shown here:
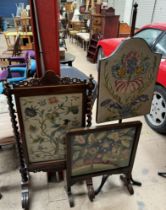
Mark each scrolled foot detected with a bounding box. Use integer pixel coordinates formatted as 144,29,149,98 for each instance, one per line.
158,172,166,178
87,185,95,202
65,185,75,208
86,178,95,202
21,182,29,210
120,175,134,195
130,176,142,186
68,192,74,207
126,183,134,195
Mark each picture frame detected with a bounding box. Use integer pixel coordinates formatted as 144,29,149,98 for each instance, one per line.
14,86,86,170
66,121,142,206
96,38,161,123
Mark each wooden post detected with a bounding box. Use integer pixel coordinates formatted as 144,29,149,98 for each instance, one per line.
30,0,60,77
130,3,138,37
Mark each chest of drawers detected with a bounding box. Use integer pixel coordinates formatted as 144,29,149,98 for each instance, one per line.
90,12,119,38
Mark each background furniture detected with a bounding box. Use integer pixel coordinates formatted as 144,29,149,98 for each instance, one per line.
118,22,132,38
0,65,28,94
60,53,75,66
68,21,85,42
87,33,102,63
87,7,119,63
3,31,33,51
14,16,31,33
76,32,90,51
90,7,119,39
59,29,67,50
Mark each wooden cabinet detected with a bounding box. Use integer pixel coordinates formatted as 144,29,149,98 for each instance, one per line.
90,8,120,38
87,7,120,63
118,22,131,37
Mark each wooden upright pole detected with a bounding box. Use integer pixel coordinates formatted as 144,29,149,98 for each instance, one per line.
130,3,138,37
30,0,60,77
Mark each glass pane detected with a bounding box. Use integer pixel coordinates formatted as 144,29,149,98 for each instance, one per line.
134,29,162,46
154,34,166,57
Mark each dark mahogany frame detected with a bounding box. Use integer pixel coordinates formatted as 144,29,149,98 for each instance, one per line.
14,84,87,171
66,121,142,207
4,71,94,210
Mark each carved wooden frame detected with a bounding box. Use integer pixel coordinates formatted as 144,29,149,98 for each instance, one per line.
66,121,142,207
4,70,94,209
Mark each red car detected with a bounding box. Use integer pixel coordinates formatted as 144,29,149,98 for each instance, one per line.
97,23,166,134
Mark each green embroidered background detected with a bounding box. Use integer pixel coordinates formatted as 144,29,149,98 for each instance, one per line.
20,93,83,163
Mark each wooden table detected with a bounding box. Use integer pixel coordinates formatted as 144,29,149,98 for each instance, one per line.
3,31,33,51
60,53,75,66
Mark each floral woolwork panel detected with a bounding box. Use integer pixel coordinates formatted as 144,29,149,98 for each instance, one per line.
96,38,161,123
67,121,142,177
19,93,83,163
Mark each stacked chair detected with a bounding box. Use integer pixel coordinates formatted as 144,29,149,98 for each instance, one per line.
68,21,85,42
0,53,36,94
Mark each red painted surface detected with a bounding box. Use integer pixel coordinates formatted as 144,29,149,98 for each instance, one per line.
157,60,166,88
97,38,124,56
98,23,166,57
30,0,60,77
140,22,166,31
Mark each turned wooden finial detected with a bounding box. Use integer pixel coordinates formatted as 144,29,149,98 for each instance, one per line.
130,3,138,37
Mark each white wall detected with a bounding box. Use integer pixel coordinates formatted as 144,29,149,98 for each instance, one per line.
123,0,133,24
152,0,166,23
108,0,133,24
104,0,166,27
107,0,115,7
133,0,156,27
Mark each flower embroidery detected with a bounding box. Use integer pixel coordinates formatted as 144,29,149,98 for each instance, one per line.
21,94,82,162
100,94,149,118
29,125,38,132
25,106,37,117
75,135,86,144
111,51,150,93
48,96,58,104
71,128,135,175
